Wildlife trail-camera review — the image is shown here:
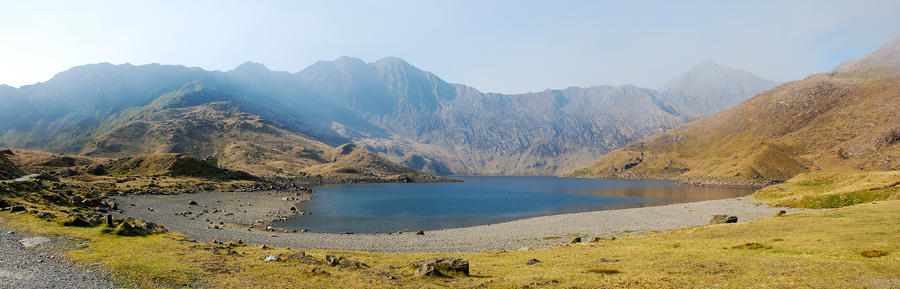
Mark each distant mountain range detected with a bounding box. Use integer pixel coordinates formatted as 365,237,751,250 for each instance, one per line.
568,36,900,185
0,55,775,176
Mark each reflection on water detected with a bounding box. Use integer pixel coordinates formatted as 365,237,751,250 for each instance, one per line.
277,176,754,233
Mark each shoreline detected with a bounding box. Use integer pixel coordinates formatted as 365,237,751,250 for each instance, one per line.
110,189,815,253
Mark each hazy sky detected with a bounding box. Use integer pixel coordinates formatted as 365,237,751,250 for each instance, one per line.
2,0,899,93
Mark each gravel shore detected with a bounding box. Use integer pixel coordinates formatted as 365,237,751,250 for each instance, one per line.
111,192,815,253
0,224,119,289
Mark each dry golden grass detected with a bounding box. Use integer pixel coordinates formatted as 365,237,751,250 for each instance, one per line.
2,200,898,288
754,171,900,208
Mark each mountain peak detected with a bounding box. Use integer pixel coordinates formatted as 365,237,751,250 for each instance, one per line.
661,60,777,116
834,35,900,73
231,61,270,73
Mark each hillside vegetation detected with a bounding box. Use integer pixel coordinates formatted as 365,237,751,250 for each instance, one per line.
105,153,257,180
753,171,900,208
568,36,900,185
0,153,23,180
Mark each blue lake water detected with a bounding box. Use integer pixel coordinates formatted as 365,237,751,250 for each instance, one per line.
278,176,754,233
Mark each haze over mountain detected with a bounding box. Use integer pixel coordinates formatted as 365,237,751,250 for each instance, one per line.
569,36,900,184
0,57,774,176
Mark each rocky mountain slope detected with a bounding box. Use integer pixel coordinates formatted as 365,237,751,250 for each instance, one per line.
0,56,773,176
567,36,900,185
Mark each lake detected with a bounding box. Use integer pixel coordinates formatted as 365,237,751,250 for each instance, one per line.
278,176,755,233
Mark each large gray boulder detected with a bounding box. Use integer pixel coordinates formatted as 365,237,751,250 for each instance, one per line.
408,257,469,277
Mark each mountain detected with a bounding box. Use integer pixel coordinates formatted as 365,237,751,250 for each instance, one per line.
567,36,900,185
0,57,773,176
660,60,778,116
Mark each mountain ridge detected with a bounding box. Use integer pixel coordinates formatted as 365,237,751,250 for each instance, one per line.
0,56,776,176
568,36,900,185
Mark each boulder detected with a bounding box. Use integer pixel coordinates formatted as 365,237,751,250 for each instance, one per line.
113,222,148,236
324,255,341,266
189,201,198,206
526,259,541,265
10,205,27,213
0,198,9,208
61,215,93,227
775,210,786,217
415,230,425,235
285,251,322,264
709,215,739,224
84,164,107,176
408,257,469,277
20,237,50,248
570,237,582,244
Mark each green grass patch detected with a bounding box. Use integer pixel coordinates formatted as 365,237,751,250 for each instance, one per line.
753,171,900,208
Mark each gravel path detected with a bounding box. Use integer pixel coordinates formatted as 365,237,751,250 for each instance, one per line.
111,192,816,253
0,224,120,289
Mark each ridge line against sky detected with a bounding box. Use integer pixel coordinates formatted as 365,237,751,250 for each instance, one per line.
1,0,899,94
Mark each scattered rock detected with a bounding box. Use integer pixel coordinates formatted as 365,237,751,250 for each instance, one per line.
264,255,279,261
10,205,26,213
415,230,425,235
37,212,55,219
260,244,268,250
324,255,341,266
589,237,603,243
189,201,198,206
408,257,469,277
526,259,541,265
775,210,786,217
597,258,621,262
570,237,582,244
709,214,738,224
20,237,51,248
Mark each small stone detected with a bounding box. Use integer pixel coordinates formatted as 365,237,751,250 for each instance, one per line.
570,237,582,244
189,201,198,205
415,230,425,235
526,259,541,265
264,255,279,261
260,244,268,249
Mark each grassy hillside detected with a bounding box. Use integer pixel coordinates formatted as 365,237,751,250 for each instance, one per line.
567,37,900,185
753,171,900,208
0,153,23,180
301,143,416,178
106,153,256,180
2,148,108,175
82,102,340,177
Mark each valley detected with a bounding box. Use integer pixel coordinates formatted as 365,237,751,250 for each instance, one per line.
0,8,897,287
